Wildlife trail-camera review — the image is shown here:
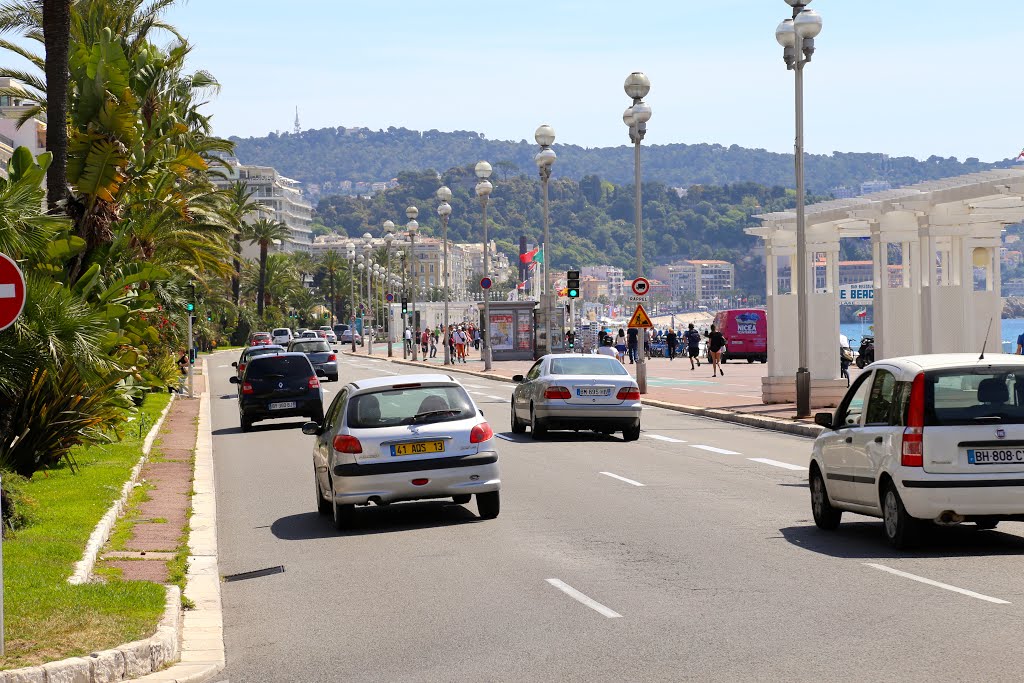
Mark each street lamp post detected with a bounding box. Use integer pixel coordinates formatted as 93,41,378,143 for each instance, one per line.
383,222,395,357
406,207,419,361
475,161,494,370
535,125,556,355
346,242,357,353
437,186,453,365
776,0,823,418
623,71,652,394
363,235,374,355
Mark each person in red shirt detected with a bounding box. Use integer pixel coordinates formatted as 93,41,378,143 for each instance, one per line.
420,328,430,355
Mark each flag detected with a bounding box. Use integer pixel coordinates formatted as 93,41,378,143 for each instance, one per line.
1016,148,1024,162
856,307,867,318
557,287,568,297
533,245,544,264
516,281,526,290
527,261,537,271
519,247,539,263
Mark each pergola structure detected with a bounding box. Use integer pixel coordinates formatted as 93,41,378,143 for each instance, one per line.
747,169,1024,407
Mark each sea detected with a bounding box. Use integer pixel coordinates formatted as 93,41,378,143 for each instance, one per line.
840,319,1024,354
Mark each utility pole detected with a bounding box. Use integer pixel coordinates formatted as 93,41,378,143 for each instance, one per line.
187,282,195,398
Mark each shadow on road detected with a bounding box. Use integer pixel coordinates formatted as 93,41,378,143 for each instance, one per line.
272,501,481,540
211,421,309,436
779,522,1024,559
497,431,625,444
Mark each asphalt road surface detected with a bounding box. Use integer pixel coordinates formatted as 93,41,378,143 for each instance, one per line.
206,350,1024,682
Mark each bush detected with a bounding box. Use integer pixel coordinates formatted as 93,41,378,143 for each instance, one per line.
1,473,36,537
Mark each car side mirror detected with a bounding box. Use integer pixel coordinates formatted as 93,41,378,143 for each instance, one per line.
231,362,237,368
814,412,834,430
512,374,524,383
301,422,322,436
229,376,240,384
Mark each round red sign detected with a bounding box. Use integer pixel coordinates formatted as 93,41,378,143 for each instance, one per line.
631,277,650,296
0,252,26,332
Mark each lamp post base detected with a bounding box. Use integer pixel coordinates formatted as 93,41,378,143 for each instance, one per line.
796,368,811,418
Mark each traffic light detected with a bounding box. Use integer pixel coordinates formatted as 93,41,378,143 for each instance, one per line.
186,302,194,312
566,270,580,299
401,296,408,315
206,313,212,321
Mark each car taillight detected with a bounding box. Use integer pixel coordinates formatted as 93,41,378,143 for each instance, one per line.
616,386,641,400
327,354,336,361
242,382,253,395
333,435,362,453
544,386,571,399
902,372,925,467
470,421,494,443
238,363,246,374
308,376,320,389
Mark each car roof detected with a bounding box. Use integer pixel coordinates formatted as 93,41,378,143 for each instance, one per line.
346,373,459,394
247,351,309,363
873,353,1024,373
243,344,285,353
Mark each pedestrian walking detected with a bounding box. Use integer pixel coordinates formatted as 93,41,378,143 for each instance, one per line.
684,323,702,370
707,324,726,377
448,326,456,361
473,328,481,350
429,329,438,358
626,327,639,365
404,327,413,355
615,328,627,363
454,326,468,362
666,328,678,361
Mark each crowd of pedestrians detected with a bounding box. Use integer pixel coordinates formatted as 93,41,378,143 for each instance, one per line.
404,323,481,363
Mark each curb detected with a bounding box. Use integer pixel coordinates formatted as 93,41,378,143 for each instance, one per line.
355,352,823,439
69,393,177,585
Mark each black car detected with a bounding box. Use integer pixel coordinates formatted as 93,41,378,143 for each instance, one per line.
230,352,324,432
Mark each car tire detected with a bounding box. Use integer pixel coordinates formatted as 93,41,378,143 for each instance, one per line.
623,423,641,441
477,491,500,519
882,481,919,549
530,404,547,440
747,358,755,364
332,492,355,531
510,401,526,434
810,466,842,530
315,476,330,515
451,494,472,505
975,519,999,530
240,414,252,432
327,374,338,382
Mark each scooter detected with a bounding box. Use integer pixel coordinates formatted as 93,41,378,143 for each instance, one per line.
855,336,875,369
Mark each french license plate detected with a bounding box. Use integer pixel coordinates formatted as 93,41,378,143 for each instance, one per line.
392,440,445,457
967,448,1024,465
577,387,610,397
268,401,297,410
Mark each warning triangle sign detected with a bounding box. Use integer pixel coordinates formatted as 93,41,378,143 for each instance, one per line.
627,303,653,328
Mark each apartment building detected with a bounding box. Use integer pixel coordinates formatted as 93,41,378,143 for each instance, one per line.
581,265,625,299
654,260,735,303
0,78,47,177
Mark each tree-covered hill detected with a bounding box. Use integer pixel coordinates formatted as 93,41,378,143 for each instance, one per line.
231,126,1008,195
315,168,826,294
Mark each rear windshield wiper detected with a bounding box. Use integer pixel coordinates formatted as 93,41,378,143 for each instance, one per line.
973,415,1004,423
412,409,461,423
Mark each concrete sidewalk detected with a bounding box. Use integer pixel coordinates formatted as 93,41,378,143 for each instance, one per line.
344,342,844,437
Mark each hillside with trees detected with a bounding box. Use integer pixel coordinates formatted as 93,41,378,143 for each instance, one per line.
314,168,826,294
232,126,1008,195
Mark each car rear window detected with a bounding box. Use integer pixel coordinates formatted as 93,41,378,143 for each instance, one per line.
246,356,313,379
550,357,628,376
243,346,282,361
347,385,475,428
925,367,1024,425
292,340,330,353
272,329,290,336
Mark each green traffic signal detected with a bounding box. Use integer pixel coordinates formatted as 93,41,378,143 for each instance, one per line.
186,302,194,312
568,288,579,299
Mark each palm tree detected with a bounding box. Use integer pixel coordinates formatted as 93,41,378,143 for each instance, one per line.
289,250,317,289
219,181,263,305
42,0,70,213
320,249,343,326
247,218,291,316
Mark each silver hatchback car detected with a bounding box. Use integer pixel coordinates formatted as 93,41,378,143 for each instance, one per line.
511,354,642,441
304,374,501,529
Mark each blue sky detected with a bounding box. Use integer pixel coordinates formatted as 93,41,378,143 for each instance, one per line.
161,0,1024,161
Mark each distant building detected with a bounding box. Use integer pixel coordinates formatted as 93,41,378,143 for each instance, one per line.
860,180,892,195
830,185,857,199
653,260,735,304
0,77,47,178
581,265,624,300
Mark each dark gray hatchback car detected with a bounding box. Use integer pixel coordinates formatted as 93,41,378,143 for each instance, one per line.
230,352,324,431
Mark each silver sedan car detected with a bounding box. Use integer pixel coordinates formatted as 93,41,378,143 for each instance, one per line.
511,354,642,441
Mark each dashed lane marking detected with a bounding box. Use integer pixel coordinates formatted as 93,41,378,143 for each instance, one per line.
690,445,741,455
545,579,623,618
864,563,1010,605
646,434,686,443
600,471,645,487
747,457,807,471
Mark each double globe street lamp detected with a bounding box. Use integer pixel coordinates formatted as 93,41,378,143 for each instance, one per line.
475,161,494,371
382,221,395,357
406,206,419,361
623,71,652,394
346,242,357,353
436,186,453,365
363,233,374,355
535,125,556,355
776,0,823,418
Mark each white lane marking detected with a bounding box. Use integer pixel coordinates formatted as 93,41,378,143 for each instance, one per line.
748,457,808,471
545,579,623,618
864,563,1010,605
690,445,740,455
485,395,508,401
462,383,485,388
646,434,685,443
495,434,516,442
323,389,331,394
599,471,645,487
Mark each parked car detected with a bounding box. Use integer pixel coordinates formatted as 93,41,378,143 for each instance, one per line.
271,328,293,345
230,352,323,432
288,338,339,381
299,330,319,340
810,353,1024,548
249,332,272,346
713,309,767,363
317,325,338,344
339,329,363,346
232,344,286,379
304,374,500,529
511,354,642,441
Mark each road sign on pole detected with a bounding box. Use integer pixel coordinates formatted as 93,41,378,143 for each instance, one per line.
480,277,492,290
0,252,26,332
385,293,395,303
627,303,653,328
631,277,651,297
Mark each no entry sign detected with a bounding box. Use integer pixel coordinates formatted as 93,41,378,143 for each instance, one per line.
0,252,25,332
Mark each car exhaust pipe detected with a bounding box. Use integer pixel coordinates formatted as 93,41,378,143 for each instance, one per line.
936,511,965,526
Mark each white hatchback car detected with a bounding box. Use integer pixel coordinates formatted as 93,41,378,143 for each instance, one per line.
304,374,500,529
810,353,1024,548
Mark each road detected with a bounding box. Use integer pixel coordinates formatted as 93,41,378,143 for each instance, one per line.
206,350,1024,682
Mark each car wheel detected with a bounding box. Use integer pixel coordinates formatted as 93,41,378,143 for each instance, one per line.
856,356,866,370
327,374,338,382
975,519,999,530
882,481,918,549
477,491,500,519
530,403,547,440
332,491,355,531
747,358,755,364
451,494,471,505
510,401,526,434
810,466,842,530
623,423,641,441
240,413,252,432
315,476,330,515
